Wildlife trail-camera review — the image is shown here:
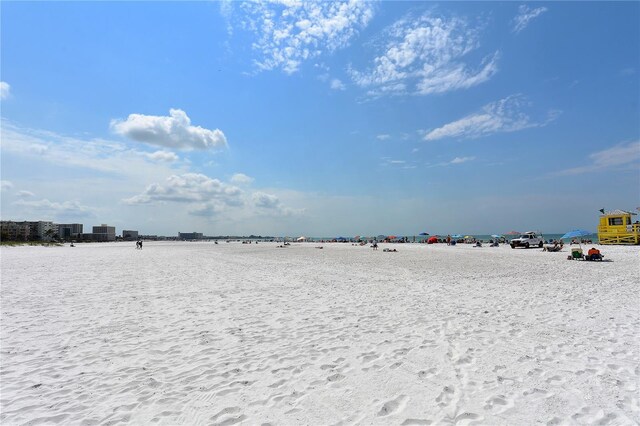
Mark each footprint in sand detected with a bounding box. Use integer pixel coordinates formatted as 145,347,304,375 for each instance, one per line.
377,395,408,417
401,419,432,425
453,412,482,425
483,395,514,414
435,385,455,408
326,373,345,382
418,368,437,378
268,379,286,388
209,407,242,423
545,375,564,385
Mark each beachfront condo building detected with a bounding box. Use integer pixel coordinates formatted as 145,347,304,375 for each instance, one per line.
0,221,57,241
91,224,116,242
57,223,83,239
122,230,139,240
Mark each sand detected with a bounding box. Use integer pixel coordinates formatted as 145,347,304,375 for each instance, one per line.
1,241,639,425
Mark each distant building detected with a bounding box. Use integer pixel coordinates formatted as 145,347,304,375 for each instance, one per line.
178,232,203,240
0,220,56,241
25,221,56,240
122,230,139,240
1,221,31,241
57,223,83,240
90,224,116,241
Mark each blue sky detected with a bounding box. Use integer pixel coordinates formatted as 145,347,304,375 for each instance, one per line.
1,1,639,237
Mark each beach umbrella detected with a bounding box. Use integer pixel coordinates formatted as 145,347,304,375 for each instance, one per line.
561,229,593,250
387,235,397,240
561,229,592,240
419,232,429,235
491,234,501,238
505,231,520,235
451,234,462,239
427,236,438,244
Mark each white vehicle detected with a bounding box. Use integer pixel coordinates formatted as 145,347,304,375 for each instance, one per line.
510,231,544,249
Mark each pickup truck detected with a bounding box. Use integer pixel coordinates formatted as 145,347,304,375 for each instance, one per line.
510,232,544,248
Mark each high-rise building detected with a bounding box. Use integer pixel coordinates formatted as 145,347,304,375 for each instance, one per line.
57,223,83,239
92,224,116,241
122,230,138,240
0,221,31,241
0,221,56,241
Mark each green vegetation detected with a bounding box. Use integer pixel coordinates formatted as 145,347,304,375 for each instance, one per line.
0,241,63,247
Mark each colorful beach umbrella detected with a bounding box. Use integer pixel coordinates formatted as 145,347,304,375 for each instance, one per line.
561,230,592,240
561,229,593,249
419,232,429,236
491,234,501,238
451,234,462,239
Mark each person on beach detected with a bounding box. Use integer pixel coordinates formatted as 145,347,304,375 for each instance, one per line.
446,235,451,245
372,241,378,250
587,247,602,261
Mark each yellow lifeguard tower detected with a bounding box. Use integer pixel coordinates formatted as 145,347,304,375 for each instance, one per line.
597,209,640,245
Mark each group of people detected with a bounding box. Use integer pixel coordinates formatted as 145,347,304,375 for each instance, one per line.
543,240,564,252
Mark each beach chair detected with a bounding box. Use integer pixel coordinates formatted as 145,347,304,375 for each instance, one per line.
570,247,584,260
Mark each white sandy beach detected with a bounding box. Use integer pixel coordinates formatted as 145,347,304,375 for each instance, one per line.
1,241,639,425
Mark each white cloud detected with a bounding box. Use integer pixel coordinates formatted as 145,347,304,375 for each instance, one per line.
330,78,346,90
231,0,375,74
425,156,476,168
350,13,498,96
111,109,227,151
512,5,548,34
252,191,301,216
556,141,640,175
188,202,226,217
146,150,179,162
424,95,560,141
449,156,475,164
230,173,255,185
253,191,281,209
16,190,35,198
376,134,391,140
1,120,184,182
123,173,243,206
12,198,95,218
0,180,13,191
0,82,10,100
123,173,303,219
